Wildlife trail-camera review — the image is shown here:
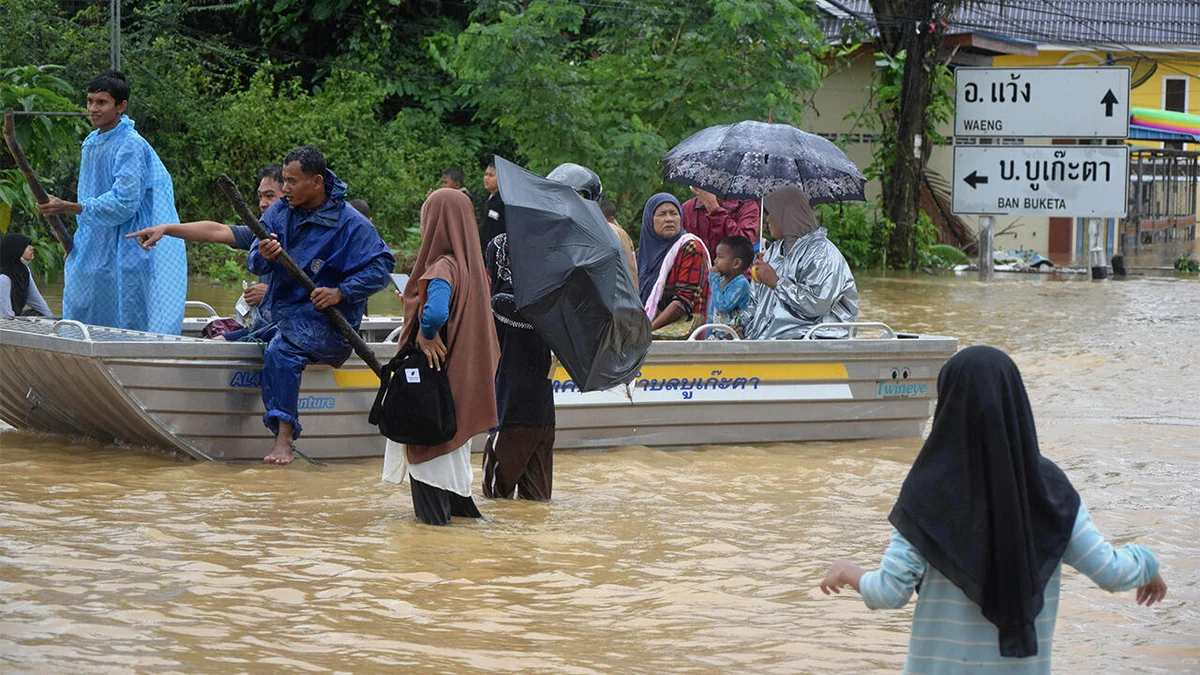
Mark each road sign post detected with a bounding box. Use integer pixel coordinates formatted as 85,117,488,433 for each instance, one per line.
979,216,994,282
954,67,1130,139
952,66,1131,280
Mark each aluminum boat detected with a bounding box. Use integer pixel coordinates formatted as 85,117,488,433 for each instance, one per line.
0,316,956,461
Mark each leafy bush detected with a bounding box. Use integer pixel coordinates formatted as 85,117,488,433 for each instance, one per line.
1176,254,1199,275
920,244,970,269
0,64,87,279
157,69,486,257
816,201,892,269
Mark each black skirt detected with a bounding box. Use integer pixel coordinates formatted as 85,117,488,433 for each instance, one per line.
494,319,556,429
411,478,482,526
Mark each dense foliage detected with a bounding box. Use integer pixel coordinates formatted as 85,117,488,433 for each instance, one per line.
0,65,87,279
1,0,830,279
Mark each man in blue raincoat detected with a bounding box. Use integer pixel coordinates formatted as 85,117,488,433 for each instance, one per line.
249,146,395,465
37,70,187,334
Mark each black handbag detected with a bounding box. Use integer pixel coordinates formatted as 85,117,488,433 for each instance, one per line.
368,328,457,445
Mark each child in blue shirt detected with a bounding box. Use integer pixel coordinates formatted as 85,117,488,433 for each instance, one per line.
707,235,753,332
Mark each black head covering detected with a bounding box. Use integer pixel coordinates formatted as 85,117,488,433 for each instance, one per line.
1,233,32,314
889,345,1081,658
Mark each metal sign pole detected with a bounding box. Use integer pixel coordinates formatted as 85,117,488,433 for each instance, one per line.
110,0,121,71
979,216,994,281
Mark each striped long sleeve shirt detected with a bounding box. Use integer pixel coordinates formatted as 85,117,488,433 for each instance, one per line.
858,503,1159,674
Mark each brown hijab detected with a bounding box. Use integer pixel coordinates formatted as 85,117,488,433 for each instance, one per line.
763,185,819,250
401,188,500,464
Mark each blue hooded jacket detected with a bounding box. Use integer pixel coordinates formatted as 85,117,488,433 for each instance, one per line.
65,116,188,334
247,170,394,361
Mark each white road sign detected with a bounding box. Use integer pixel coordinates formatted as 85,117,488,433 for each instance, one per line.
952,146,1129,217
954,67,1130,138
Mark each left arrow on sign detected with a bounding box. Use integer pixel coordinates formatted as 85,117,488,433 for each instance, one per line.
1101,89,1119,117
963,170,989,189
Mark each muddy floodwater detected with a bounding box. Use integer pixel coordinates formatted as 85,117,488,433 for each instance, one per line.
2,268,1198,673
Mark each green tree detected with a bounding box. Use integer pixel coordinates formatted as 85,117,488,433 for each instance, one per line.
444,0,827,217
865,0,958,268
0,65,87,278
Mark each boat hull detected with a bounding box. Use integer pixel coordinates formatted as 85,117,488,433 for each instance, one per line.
1,318,957,461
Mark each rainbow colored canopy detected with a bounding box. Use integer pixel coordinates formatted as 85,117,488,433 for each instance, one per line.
1130,107,1200,142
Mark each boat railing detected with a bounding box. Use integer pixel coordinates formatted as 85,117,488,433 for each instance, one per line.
51,320,92,341
801,322,897,340
184,301,221,318
384,326,404,343
687,323,741,341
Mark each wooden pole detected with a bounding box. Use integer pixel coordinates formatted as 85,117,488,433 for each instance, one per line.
215,174,383,376
978,215,994,281
2,110,74,255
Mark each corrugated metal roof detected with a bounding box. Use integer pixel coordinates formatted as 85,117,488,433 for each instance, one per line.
819,0,1200,48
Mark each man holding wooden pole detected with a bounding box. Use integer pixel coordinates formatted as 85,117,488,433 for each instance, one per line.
36,70,187,334
249,146,394,465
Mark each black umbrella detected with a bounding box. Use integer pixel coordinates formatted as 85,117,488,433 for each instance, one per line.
661,120,867,205
494,156,651,392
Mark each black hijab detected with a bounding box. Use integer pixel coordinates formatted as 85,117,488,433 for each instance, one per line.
889,345,1081,658
1,233,32,313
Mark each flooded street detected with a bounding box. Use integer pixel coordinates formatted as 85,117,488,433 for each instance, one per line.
2,272,1198,673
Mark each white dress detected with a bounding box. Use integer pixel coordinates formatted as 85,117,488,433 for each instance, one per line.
382,439,474,498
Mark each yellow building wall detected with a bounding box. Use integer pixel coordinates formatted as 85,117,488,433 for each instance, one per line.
994,51,1199,152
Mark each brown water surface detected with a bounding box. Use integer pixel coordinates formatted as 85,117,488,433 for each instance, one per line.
2,273,1198,673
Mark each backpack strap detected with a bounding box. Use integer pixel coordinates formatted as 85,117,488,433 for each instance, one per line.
367,360,397,426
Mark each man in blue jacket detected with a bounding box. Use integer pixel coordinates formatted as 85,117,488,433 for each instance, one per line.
249,146,395,465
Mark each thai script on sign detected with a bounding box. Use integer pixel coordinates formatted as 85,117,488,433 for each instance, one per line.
552,369,762,398
999,151,1112,185
962,77,1031,105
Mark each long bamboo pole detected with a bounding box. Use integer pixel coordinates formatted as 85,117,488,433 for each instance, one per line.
2,110,74,255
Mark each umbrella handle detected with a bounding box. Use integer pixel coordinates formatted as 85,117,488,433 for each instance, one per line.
756,199,765,251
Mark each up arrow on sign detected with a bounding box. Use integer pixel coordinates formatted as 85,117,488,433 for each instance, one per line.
1101,89,1120,117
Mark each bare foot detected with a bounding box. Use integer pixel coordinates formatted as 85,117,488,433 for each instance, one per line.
263,442,294,465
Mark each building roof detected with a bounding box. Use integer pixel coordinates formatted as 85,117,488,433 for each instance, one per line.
819,0,1200,49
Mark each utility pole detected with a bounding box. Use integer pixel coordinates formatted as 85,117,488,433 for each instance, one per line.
109,0,121,71
867,0,949,269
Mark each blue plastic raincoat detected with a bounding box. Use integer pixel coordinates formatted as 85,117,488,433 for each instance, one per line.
63,116,187,334
247,170,394,438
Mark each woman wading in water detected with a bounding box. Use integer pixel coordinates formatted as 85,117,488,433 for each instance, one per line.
383,188,499,525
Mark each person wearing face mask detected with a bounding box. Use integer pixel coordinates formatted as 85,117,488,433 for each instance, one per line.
0,234,53,317
636,193,711,338
743,185,858,340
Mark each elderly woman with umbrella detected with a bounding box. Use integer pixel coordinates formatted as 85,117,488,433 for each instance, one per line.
661,120,866,339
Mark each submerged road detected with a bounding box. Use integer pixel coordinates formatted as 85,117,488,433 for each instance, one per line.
1,266,1198,673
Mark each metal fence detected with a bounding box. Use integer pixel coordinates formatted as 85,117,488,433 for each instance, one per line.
1124,149,1199,248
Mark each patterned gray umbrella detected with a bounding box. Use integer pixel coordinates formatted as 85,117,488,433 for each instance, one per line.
661,121,867,204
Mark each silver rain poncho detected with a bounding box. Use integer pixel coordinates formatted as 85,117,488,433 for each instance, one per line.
742,227,859,340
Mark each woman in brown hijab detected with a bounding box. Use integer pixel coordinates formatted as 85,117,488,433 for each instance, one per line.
382,188,500,525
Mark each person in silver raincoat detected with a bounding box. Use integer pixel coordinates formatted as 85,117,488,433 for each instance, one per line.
744,185,858,340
